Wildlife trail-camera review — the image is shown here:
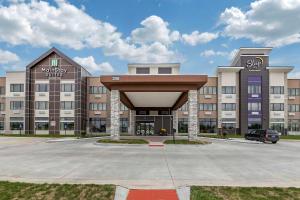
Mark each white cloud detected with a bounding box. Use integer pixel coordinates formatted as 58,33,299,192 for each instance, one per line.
0,0,181,63
219,0,300,47
200,49,238,61
200,49,227,57
182,31,218,46
73,56,114,73
0,49,19,64
130,15,180,45
288,71,300,79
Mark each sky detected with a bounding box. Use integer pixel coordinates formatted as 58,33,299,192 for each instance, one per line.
0,0,300,78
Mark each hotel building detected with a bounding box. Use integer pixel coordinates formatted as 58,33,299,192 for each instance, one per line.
0,47,299,138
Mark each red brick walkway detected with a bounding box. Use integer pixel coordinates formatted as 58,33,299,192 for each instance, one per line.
127,189,179,200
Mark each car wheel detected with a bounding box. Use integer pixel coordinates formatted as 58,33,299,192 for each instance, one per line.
272,141,277,144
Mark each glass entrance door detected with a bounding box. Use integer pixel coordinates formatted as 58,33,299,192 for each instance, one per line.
136,122,154,136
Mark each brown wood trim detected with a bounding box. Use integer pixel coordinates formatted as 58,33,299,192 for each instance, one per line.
100,75,207,92
172,92,188,110
120,91,135,110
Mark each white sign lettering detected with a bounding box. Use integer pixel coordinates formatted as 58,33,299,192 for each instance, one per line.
246,57,264,71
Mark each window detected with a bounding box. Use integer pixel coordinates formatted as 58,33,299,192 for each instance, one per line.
51,58,58,67
0,103,5,111
270,86,284,94
61,83,75,92
199,118,216,133
120,103,128,111
60,101,74,110
248,102,261,111
89,103,106,111
35,122,49,130
221,123,236,129
178,118,188,133
10,122,23,130
199,86,217,95
89,118,106,133
158,67,172,74
60,122,74,130
270,103,284,111
89,86,107,94
199,103,217,111
222,103,236,111
10,84,24,92
36,84,48,92
288,88,300,96
222,86,236,94
248,118,262,130
288,104,300,112
35,101,48,110
270,123,284,134
10,101,23,110
0,121,4,130
0,87,5,95
136,67,150,74
120,118,128,133
179,103,188,111
248,85,261,94
288,119,300,132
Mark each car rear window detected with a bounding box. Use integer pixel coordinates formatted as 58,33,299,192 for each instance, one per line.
267,130,278,135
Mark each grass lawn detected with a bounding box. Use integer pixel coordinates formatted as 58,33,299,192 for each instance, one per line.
164,139,211,145
97,138,148,144
0,181,115,200
191,186,300,200
199,134,243,139
280,135,300,140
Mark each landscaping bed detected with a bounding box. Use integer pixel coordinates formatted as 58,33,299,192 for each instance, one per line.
191,186,300,200
0,181,115,200
164,139,211,145
97,139,148,144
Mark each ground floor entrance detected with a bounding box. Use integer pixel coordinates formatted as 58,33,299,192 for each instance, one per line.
135,115,173,136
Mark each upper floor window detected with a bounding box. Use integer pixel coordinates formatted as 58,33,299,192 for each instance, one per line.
50,58,59,67
288,88,300,96
199,86,217,95
179,103,188,111
270,86,284,94
136,67,150,74
0,87,5,95
35,101,48,110
10,84,24,92
0,103,5,111
288,104,300,112
158,67,172,74
60,101,74,110
222,103,236,111
89,103,106,111
36,84,48,92
120,103,128,111
10,101,24,110
270,103,284,111
248,102,261,111
222,86,236,94
248,85,261,94
89,86,107,94
61,83,75,92
199,103,217,111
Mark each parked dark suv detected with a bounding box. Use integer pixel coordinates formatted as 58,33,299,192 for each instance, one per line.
245,129,280,143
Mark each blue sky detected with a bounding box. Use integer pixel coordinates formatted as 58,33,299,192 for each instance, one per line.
0,0,299,77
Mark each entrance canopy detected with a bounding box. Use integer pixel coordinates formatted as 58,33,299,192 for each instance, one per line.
100,75,207,110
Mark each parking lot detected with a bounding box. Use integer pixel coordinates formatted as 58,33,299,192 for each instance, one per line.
0,136,299,188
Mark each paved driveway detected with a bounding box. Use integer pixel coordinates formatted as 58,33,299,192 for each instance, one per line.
0,136,299,188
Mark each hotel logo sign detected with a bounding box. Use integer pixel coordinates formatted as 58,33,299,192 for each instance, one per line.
246,57,264,72
41,66,67,77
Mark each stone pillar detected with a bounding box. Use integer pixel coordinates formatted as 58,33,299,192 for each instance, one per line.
110,90,120,140
188,90,198,140
172,110,178,135
128,109,136,135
